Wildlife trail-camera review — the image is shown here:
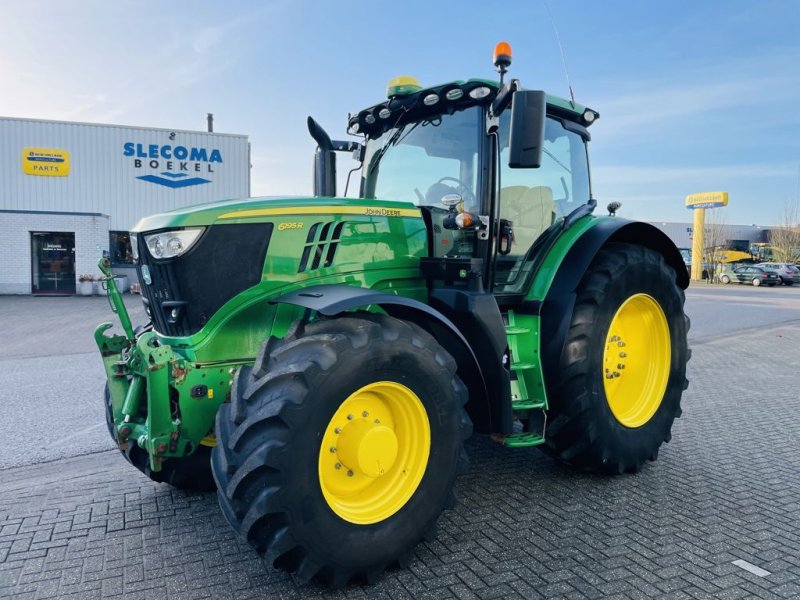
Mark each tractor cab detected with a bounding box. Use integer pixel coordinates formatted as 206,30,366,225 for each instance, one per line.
310,44,599,304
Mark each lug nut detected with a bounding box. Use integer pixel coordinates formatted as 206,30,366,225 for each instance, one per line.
362,411,369,418
613,372,621,378
329,446,336,453
374,419,380,424
618,341,625,347
334,427,341,434
347,470,354,477
347,414,353,420
618,363,625,369
334,463,341,470
619,352,627,358
605,373,614,379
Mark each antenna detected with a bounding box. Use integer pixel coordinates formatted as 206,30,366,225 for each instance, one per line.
542,0,575,104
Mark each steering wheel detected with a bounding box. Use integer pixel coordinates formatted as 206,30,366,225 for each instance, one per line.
430,176,476,207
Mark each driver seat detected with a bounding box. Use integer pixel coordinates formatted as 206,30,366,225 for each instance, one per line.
500,186,555,252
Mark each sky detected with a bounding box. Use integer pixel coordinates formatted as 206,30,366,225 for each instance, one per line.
2,0,799,225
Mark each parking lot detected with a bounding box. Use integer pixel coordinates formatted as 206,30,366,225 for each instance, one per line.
1,284,799,599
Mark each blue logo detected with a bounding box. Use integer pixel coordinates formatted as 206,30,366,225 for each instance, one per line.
124,141,222,189
136,172,211,188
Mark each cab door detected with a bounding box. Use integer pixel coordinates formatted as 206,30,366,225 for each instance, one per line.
492,113,591,298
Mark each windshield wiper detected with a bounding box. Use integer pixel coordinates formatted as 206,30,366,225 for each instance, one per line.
543,147,571,173
367,119,425,176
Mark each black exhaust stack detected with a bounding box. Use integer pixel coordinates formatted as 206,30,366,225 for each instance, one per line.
307,117,336,197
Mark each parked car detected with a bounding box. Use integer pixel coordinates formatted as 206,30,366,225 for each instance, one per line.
719,265,780,287
756,262,800,285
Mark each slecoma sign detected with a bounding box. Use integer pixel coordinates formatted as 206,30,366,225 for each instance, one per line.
123,142,223,189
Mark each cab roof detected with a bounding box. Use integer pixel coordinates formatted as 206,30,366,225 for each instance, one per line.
349,78,597,137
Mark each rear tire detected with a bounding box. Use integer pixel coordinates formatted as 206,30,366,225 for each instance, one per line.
542,243,689,474
103,384,216,491
720,275,730,284
753,278,761,287
212,314,471,587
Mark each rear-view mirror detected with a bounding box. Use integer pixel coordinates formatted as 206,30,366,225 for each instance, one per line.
508,90,546,169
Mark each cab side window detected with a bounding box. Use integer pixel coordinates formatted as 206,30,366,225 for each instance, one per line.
494,113,590,294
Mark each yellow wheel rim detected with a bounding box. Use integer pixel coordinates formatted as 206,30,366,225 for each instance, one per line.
318,381,430,525
603,293,671,428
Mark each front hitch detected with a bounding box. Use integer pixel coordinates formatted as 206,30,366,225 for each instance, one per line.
97,257,135,342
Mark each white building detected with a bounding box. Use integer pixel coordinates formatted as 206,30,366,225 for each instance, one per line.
0,116,250,294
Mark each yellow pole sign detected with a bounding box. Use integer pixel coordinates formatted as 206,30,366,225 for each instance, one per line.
685,191,729,281
21,147,70,177
685,191,728,210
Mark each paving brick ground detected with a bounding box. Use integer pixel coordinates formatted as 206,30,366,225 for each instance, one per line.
1,323,799,599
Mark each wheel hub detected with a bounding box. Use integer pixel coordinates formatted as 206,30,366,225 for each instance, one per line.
318,381,431,525
602,293,671,428
336,419,398,478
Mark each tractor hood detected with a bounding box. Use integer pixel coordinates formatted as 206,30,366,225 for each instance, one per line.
131,196,422,232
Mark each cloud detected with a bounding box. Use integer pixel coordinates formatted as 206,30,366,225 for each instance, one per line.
191,27,224,54
594,163,799,187
0,7,248,125
586,50,800,142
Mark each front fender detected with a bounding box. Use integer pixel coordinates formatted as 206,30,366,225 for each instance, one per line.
271,284,495,432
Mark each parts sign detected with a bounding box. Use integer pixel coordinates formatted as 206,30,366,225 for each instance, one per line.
22,147,70,176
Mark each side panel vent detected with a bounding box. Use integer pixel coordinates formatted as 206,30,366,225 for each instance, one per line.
298,221,345,272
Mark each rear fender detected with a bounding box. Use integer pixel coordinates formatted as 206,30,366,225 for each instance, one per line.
540,218,688,390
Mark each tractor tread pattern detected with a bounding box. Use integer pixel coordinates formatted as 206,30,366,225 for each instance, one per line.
212,313,471,588
543,242,691,475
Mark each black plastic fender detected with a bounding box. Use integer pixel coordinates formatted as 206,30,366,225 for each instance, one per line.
271,284,494,432
540,218,689,392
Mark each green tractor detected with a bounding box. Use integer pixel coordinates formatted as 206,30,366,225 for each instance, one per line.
96,44,689,587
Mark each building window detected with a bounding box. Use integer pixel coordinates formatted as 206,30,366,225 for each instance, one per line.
109,231,134,265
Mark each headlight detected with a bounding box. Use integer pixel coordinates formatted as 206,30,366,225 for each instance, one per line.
144,228,204,259
129,233,139,261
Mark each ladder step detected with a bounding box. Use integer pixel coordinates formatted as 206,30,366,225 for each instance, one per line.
503,433,545,448
512,399,546,411
510,362,536,371
505,326,530,335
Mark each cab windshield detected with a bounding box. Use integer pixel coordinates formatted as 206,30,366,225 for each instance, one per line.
361,106,482,211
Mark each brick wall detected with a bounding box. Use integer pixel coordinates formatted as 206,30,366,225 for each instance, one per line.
0,211,109,294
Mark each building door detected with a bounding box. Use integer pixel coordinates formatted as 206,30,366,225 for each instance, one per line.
31,232,76,294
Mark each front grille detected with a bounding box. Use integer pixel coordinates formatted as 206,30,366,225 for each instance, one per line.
137,223,272,336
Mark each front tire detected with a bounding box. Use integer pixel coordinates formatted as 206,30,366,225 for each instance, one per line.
543,243,689,474
753,278,761,287
720,275,730,284
212,314,470,587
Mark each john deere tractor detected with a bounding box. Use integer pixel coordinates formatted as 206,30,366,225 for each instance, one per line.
96,44,689,586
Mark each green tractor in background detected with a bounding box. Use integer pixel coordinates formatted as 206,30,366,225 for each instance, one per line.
96,43,689,587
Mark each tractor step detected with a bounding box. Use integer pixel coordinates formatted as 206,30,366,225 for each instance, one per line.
503,433,545,448
511,399,546,411
505,326,530,335
510,362,536,371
